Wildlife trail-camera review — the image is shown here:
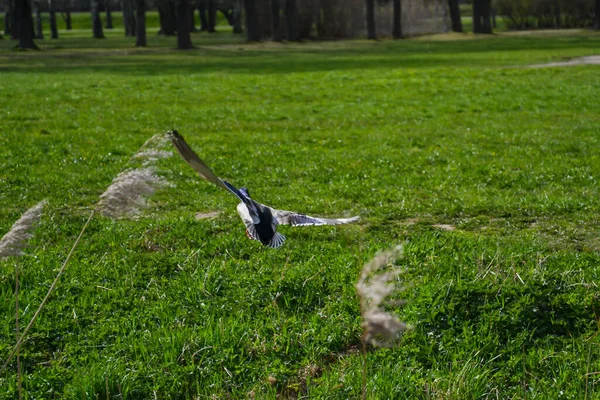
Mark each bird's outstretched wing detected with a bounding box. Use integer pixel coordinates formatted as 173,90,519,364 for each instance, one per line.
169,130,261,218
168,130,229,191
269,207,360,227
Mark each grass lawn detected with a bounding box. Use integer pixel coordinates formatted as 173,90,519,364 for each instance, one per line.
1,27,600,398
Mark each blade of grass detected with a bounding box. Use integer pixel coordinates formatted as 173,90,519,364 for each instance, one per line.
15,261,22,400
1,210,95,373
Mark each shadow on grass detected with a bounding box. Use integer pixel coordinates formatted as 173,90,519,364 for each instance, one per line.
429,280,596,343
0,32,599,75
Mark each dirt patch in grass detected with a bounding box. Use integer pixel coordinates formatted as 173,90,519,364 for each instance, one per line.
432,224,456,231
195,211,220,220
528,55,600,68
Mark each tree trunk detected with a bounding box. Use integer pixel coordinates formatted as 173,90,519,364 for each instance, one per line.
285,0,297,41
197,0,207,31
4,9,11,36
243,0,259,41
366,0,376,39
554,0,561,28
91,0,105,38
14,0,38,48
595,0,600,29
472,0,481,33
49,0,58,38
122,0,136,36
64,9,72,30
158,0,176,35
105,4,113,28
135,0,146,46
10,0,20,40
232,0,242,33
190,5,197,31
392,0,401,38
481,0,492,34
34,2,44,39
206,0,216,32
318,0,334,38
176,0,193,48
447,0,462,32
270,0,281,41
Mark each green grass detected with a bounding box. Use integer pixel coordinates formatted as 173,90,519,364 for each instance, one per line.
1,29,600,398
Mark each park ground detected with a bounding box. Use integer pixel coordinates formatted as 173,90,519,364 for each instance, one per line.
1,19,600,399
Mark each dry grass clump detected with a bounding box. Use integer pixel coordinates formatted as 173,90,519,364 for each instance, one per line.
97,167,172,218
97,132,173,219
356,244,409,347
0,200,47,258
356,245,410,399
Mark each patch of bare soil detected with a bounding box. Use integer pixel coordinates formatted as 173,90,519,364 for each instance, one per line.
528,55,600,68
432,224,456,231
195,211,220,220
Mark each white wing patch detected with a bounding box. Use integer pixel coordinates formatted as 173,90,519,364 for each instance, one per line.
269,208,360,227
237,202,260,241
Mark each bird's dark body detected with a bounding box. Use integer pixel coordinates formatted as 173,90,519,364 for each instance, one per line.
253,207,276,245
239,187,276,244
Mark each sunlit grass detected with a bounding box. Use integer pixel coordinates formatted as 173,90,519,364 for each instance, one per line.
0,29,599,398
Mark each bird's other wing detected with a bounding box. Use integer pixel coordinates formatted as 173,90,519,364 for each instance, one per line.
269,207,360,227
168,130,228,190
236,202,259,240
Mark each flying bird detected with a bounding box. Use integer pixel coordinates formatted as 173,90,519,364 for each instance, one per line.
168,130,359,248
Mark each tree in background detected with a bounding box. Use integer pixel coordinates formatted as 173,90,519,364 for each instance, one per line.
61,0,73,30
207,0,216,32
244,0,260,40
393,0,401,38
34,0,44,39
91,0,105,38
366,0,376,39
135,0,147,46
271,0,282,41
176,0,193,48
105,0,114,28
472,0,491,33
49,0,59,38
285,0,297,41
317,0,334,38
14,0,38,48
595,0,600,29
122,0,136,36
158,0,176,34
448,0,462,32
473,0,481,32
481,0,492,33
197,0,207,30
4,3,11,37
232,0,242,33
